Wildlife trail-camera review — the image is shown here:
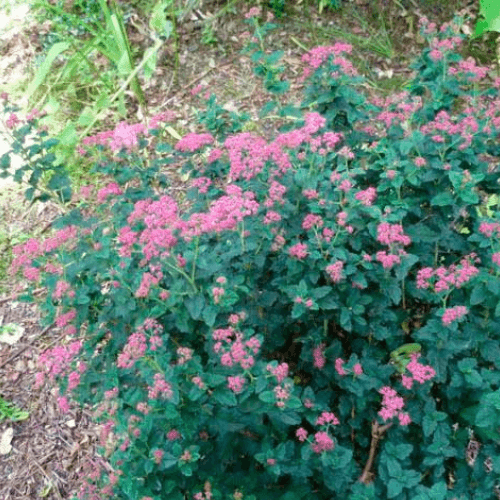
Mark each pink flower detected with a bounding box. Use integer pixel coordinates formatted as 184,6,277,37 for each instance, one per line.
313,344,326,369
67,371,80,391
288,242,308,260
335,358,347,376
353,363,363,376
97,182,123,203
493,253,500,266
405,354,436,383
296,427,308,442
302,214,323,230
311,431,334,453
376,251,401,269
414,157,427,167
378,386,405,422
377,223,411,246
57,396,70,413
316,411,339,426
175,133,214,152
398,412,412,426
153,449,164,464
442,305,468,325
355,187,377,206
6,113,19,129
167,429,181,441
212,287,225,304
267,362,289,383
147,373,173,399
326,261,344,283
245,6,261,18
227,375,245,394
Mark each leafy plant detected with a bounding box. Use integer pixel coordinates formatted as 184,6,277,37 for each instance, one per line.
475,0,500,38
0,395,29,423
4,11,500,500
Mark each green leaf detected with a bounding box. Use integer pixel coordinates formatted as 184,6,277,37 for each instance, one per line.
185,294,205,320
475,0,500,37
387,479,403,498
431,191,454,206
259,391,275,404
150,1,173,38
470,283,486,306
213,388,237,407
26,42,71,98
202,305,217,326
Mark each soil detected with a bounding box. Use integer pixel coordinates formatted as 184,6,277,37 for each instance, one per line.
0,0,485,498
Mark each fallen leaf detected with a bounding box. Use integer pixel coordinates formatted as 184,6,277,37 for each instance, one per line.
0,427,13,455
0,323,24,345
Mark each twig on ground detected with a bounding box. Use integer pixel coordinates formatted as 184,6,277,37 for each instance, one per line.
160,59,234,108
0,322,54,370
0,287,46,305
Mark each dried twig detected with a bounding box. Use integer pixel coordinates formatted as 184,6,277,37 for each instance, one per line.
0,287,46,305
0,322,54,370
359,420,393,484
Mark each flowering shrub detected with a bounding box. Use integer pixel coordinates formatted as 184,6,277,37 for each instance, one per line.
4,13,500,500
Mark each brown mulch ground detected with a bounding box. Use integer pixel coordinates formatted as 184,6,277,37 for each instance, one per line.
0,1,483,498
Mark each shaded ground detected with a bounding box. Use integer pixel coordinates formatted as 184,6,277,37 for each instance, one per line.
0,0,485,498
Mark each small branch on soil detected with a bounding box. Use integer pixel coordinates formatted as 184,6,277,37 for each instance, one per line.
0,287,46,305
359,420,393,485
0,322,54,370
160,59,235,108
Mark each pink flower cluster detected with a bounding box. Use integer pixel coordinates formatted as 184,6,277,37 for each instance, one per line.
401,354,436,389
420,110,479,151
38,340,83,380
288,242,308,260
441,305,468,325
316,411,339,426
212,327,261,370
82,121,146,153
478,221,500,238
274,383,292,408
190,176,212,194
313,343,326,369
300,43,356,81
335,358,346,375
266,362,289,383
227,375,246,393
355,187,377,206
326,261,344,283
175,133,214,153
416,255,479,291
449,57,489,83
311,431,335,453
302,213,324,230
116,332,148,369
135,269,163,298
378,386,411,426
375,222,411,270
377,223,411,247
11,227,78,277
147,373,173,399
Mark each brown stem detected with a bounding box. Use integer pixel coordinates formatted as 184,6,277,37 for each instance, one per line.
359,421,393,484
0,287,46,305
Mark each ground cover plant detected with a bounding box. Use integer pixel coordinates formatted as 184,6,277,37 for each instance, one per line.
3,9,500,500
